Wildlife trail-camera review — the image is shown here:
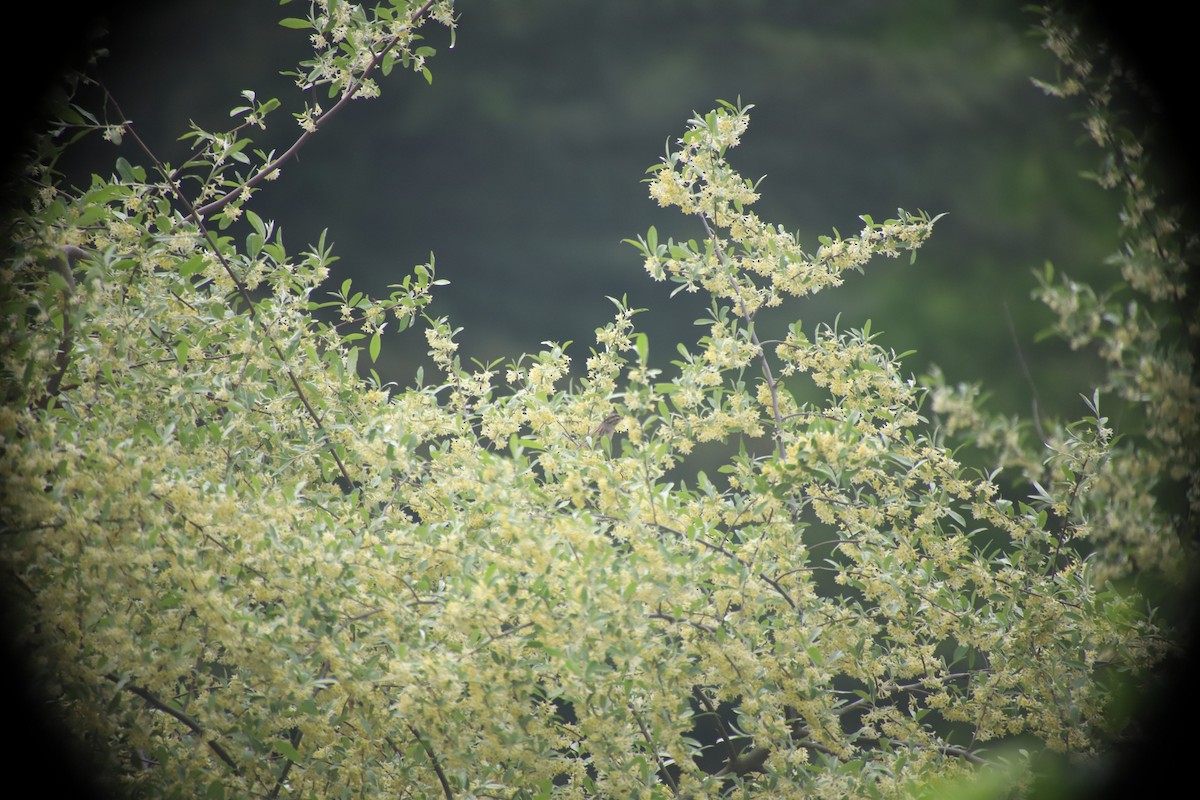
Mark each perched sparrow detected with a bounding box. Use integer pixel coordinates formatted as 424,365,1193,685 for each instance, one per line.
589,412,622,439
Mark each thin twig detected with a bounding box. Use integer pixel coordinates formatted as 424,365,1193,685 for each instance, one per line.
467,621,535,655
194,0,440,220
691,686,740,765
631,705,679,792
1002,300,1047,443
696,212,785,460
595,513,797,610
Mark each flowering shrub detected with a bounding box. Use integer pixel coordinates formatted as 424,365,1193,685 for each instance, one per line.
1,2,1192,798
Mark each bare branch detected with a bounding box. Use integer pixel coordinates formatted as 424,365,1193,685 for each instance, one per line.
406,723,455,800
105,674,240,774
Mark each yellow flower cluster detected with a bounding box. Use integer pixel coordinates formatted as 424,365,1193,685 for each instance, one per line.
643,102,938,315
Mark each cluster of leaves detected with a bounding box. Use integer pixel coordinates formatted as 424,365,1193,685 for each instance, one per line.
1,2,1192,798
1028,4,1199,583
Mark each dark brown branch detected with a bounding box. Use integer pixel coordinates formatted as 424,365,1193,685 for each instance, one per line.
266,727,301,800
406,723,454,800
105,673,240,774
631,706,679,792
691,686,740,765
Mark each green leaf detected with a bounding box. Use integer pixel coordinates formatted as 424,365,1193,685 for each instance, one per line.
272,739,302,761
279,17,311,29
369,331,382,363
114,157,140,183
247,232,263,260
245,209,266,238
176,257,205,280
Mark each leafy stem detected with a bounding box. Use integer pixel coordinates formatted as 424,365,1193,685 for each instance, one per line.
194,0,441,221
695,211,785,460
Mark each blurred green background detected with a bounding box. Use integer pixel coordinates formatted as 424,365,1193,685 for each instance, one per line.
68,0,1120,420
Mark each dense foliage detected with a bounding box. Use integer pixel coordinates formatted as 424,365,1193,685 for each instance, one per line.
2,2,1193,798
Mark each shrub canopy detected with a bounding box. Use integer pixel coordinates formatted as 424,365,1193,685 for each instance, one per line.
1,2,1194,798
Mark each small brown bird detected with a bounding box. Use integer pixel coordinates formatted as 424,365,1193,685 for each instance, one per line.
590,412,622,439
